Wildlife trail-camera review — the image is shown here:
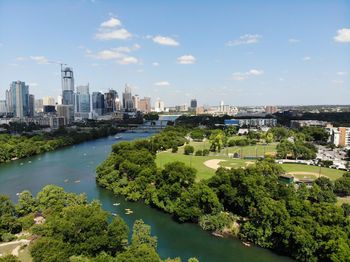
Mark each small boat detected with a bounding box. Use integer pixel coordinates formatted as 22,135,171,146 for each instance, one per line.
125,210,133,215
113,203,120,206
28,161,31,163
74,180,80,183
111,213,117,216
114,135,122,140
20,163,24,165
212,232,224,238
64,179,69,183
242,241,251,247
16,193,20,196
125,208,131,211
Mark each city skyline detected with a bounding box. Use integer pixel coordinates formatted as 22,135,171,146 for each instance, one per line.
0,0,349,106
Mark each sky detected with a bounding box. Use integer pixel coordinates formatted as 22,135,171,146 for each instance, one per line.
0,0,349,106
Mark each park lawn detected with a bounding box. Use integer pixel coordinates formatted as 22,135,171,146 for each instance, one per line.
18,245,32,262
281,163,345,180
183,140,277,158
156,151,216,180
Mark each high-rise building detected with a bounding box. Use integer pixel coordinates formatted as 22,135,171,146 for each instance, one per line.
331,127,350,147
7,81,30,118
0,100,7,114
139,97,151,113
35,99,43,113
155,98,165,112
61,67,75,106
190,99,197,109
122,85,134,111
43,96,55,106
56,105,74,125
28,94,35,117
104,89,118,113
75,84,91,115
132,94,140,110
265,106,278,114
92,92,105,116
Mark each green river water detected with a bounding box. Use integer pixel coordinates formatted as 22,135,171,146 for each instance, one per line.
0,133,293,262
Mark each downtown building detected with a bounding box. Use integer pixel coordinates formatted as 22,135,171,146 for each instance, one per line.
75,84,91,119
5,81,32,118
61,67,75,106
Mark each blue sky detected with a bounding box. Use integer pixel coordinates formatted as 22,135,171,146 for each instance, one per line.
0,0,349,106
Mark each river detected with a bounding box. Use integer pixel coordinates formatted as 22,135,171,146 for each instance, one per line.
0,133,292,262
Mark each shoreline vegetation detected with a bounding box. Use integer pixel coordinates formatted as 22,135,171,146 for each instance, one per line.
0,123,125,164
96,126,350,261
0,186,199,262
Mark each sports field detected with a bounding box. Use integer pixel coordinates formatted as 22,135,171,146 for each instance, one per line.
156,141,346,181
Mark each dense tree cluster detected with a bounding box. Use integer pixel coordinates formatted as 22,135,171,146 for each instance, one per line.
0,186,196,262
0,125,119,163
97,126,350,261
206,161,350,261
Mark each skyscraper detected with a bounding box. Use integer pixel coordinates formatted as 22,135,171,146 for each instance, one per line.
139,97,151,113
104,89,118,113
75,84,91,115
28,94,35,117
190,99,197,109
7,81,29,118
43,96,55,106
0,100,7,114
155,98,165,112
92,92,105,116
122,85,134,111
61,67,75,106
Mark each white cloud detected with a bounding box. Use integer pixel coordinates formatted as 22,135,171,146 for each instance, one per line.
288,38,300,43
177,55,196,64
232,69,264,81
302,56,311,61
87,44,140,65
226,34,262,46
29,56,49,64
337,71,347,76
154,81,170,86
95,28,132,40
117,56,139,65
153,36,179,46
334,28,350,43
333,80,344,84
95,16,132,40
152,62,159,67
100,17,121,28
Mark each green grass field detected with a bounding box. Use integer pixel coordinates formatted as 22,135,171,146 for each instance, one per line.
181,140,277,158
281,163,345,180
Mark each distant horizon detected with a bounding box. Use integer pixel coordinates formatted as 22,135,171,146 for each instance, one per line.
0,0,349,105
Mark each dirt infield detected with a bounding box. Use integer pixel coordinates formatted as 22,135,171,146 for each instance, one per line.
204,159,226,169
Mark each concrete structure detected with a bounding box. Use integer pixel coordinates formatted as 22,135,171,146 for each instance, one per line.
91,92,105,116
225,118,277,127
132,95,140,110
35,99,43,113
139,97,151,112
7,81,30,118
331,127,350,147
122,85,134,111
290,120,329,129
28,94,35,117
43,96,55,106
75,84,91,118
265,106,278,114
56,105,74,125
104,89,118,113
0,100,7,114
61,67,75,106
154,98,165,112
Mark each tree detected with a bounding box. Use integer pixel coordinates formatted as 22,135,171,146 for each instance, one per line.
184,145,194,155
209,130,226,152
131,220,157,249
16,190,37,216
334,173,350,197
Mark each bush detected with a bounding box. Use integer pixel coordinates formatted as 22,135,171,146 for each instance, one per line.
171,146,178,153
18,214,35,230
195,150,203,156
202,149,209,156
184,145,194,155
1,233,15,242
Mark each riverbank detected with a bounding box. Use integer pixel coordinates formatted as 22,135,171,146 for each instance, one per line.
0,125,126,164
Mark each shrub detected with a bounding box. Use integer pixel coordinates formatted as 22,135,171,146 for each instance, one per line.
171,146,178,153
195,150,203,156
184,145,194,155
202,149,210,156
1,233,15,242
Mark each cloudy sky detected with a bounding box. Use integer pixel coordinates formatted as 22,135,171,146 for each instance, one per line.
0,0,349,106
